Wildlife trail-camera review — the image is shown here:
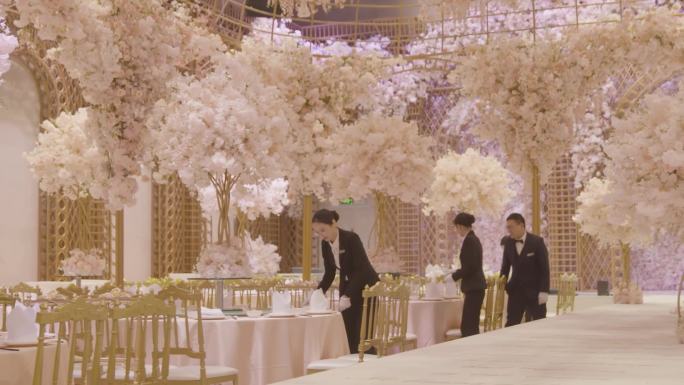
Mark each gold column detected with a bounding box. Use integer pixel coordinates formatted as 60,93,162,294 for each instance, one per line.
620,242,631,285
532,165,541,235
115,210,124,287
302,195,313,281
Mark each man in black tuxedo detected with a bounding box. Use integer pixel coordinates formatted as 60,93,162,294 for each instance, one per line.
500,213,550,326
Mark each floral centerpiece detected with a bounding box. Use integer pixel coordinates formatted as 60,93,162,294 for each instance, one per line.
245,234,282,278
422,149,514,217
195,243,249,279
424,264,446,299
61,248,106,277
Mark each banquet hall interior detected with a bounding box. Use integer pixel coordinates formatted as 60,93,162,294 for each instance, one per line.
0,0,683,384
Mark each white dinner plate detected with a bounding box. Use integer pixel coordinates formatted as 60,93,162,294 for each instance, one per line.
266,312,296,318
305,310,335,315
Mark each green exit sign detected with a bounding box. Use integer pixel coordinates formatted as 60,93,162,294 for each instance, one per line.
339,198,354,205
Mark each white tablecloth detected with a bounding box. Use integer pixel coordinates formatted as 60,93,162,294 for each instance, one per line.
0,343,68,385
407,298,463,348
177,313,349,385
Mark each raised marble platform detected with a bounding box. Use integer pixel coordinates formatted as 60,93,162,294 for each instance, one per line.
273,295,683,385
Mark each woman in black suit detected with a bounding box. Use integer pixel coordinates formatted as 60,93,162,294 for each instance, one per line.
446,212,487,337
312,209,379,353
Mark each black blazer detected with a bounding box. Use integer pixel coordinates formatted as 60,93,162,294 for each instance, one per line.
451,231,487,292
317,228,379,300
499,232,550,297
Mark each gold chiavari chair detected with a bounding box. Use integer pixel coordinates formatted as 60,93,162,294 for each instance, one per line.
32,298,109,385
11,282,42,303
306,283,411,374
677,273,683,344
276,281,316,308
195,281,216,309
230,279,274,310
481,275,497,333
492,275,507,330
158,286,239,385
91,283,118,297
0,290,14,332
55,284,90,300
105,295,175,384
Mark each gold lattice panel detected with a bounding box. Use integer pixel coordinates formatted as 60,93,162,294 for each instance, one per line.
152,176,207,277
577,234,620,291
8,18,118,281
544,155,578,290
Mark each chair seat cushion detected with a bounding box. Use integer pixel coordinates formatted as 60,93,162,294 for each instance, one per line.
168,365,238,381
406,333,417,341
307,358,358,371
446,329,462,338
339,353,378,362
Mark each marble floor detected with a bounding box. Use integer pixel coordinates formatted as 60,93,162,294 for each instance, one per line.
273,294,684,385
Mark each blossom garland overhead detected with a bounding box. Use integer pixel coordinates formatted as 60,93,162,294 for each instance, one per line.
448,8,684,181
325,114,435,203
235,31,389,202
14,0,227,209
422,148,515,217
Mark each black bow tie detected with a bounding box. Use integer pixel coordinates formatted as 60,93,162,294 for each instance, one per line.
515,239,524,244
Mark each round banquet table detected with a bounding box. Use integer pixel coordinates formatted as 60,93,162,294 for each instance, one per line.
407,298,463,348
176,313,349,385
0,342,69,385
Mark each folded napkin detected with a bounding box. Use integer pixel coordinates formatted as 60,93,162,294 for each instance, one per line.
309,289,329,312
6,302,39,343
201,307,225,318
140,284,161,295
272,291,292,314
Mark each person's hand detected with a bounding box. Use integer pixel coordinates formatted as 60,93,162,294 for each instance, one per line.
338,295,351,312
538,292,549,305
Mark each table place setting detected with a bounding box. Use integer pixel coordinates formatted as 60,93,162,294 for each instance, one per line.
304,289,335,315
0,302,41,348
267,291,295,318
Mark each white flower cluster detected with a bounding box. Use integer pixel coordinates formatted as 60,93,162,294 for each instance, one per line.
424,264,445,281
326,114,434,203
14,0,227,209
61,248,106,277
422,149,515,217
195,243,249,279
233,179,290,221
245,233,282,277
24,108,111,200
0,19,17,85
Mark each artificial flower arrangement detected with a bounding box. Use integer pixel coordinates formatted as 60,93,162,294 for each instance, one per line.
60,248,106,277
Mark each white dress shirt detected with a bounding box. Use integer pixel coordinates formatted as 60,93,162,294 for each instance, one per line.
515,232,527,255
328,229,340,269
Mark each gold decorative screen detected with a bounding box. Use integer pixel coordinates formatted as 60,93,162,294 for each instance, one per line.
152,176,208,277
9,20,119,282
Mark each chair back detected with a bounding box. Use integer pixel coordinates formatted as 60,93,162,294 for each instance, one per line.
196,280,216,309
492,275,507,330
357,283,410,360
158,285,216,383
55,284,90,300
0,290,14,332
556,273,578,315
481,275,497,332
107,295,174,384
276,281,316,308
11,282,42,303
230,279,274,310
677,273,684,343
32,298,109,385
